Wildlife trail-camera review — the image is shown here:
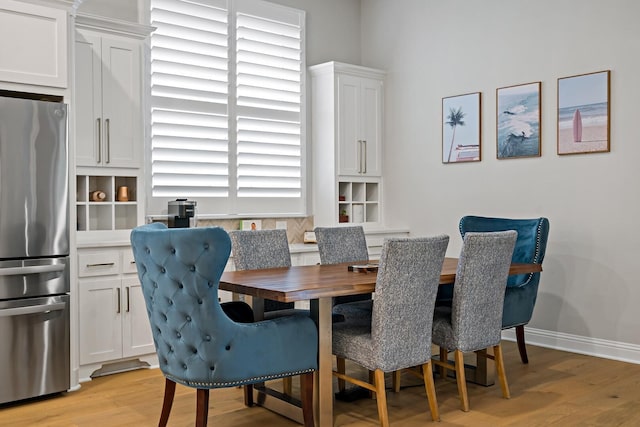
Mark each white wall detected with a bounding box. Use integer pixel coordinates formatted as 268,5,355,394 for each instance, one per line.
360,0,640,351
74,0,362,67
265,0,361,66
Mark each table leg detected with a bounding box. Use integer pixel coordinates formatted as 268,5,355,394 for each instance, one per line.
310,297,333,427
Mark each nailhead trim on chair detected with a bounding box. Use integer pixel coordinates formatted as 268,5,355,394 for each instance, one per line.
166,368,316,388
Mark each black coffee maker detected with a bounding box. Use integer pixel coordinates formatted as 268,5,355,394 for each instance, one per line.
168,199,197,228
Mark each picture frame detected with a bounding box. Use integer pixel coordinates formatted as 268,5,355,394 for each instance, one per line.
442,92,481,163
557,70,610,155
240,219,262,230
496,82,541,159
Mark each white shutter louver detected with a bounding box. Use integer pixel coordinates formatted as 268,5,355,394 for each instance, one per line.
236,11,302,198
151,0,229,197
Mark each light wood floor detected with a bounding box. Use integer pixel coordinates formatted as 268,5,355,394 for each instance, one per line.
1,341,640,426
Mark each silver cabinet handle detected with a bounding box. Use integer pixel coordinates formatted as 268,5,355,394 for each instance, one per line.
0,302,66,317
86,262,115,268
96,118,101,164
357,140,363,173
105,118,110,164
126,287,130,312
116,287,121,314
362,140,367,174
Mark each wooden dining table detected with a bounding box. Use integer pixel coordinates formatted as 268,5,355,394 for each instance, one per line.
219,257,541,427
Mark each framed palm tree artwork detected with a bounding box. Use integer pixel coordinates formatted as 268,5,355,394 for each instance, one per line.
496,82,541,159
442,92,481,163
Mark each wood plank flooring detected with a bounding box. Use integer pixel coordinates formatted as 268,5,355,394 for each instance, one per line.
1,341,639,426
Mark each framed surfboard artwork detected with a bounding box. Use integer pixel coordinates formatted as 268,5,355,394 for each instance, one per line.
496,82,542,159
557,70,610,155
441,92,481,164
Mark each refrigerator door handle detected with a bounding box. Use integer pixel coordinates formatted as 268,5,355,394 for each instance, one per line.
0,264,65,277
0,302,66,317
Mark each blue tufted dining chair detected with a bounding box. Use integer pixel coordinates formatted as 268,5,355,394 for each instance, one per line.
458,216,550,364
130,223,317,427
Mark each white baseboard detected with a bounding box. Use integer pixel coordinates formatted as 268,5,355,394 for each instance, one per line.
502,327,640,365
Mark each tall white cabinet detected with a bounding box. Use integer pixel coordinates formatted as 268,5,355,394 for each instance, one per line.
310,62,385,227
72,16,153,381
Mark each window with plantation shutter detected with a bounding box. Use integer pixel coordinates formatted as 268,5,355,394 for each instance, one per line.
148,0,306,216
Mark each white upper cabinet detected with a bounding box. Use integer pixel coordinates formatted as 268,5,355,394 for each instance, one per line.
75,28,141,168
337,73,383,176
310,62,385,227
0,0,68,88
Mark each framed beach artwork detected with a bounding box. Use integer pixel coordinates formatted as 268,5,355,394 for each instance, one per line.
557,70,610,155
442,92,481,163
496,82,541,159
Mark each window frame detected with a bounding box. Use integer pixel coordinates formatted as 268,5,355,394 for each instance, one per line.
145,0,307,218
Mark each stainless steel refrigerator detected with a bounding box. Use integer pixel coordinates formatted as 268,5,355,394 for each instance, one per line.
0,93,70,405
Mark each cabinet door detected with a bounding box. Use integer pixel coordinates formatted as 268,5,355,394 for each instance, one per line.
337,74,361,175
337,74,383,177
79,277,123,364
0,1,67,87
100,37,141,168
360,77,383,176
121,277,155,358
75,31,103,167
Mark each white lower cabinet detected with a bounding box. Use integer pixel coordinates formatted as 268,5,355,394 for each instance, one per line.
78,247,154,368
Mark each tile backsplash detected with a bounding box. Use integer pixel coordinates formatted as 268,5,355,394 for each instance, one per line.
194,216,314,244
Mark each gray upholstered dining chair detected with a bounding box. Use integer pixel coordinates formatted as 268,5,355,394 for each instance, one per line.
130,223,317,427
228,229,299,317
332,235,449,426
432,230,517,412
458,215,550,364
229,229,344,321
314,226,372,319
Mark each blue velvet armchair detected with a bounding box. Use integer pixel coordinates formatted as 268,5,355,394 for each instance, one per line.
130,223,317,427
458,216,550,364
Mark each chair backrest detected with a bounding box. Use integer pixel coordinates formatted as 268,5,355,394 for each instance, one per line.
130,223,240,386
370,235,449,372
228,229,293,311
459,216,549,288
451,231,517,352
314,226,369,265
229,229,292,270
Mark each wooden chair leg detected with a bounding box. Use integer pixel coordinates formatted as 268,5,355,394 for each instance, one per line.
515,325,529,364
159,378,176,427
195,388,210,427
373,369,390,427
368,370,376,399
300,372,315,427
454,350,469,412
392,370,401,393
336,357,346,392
243,384,253,407
283,377,293,396
439,347,448,379
493,344,511,399
421,361,440,421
